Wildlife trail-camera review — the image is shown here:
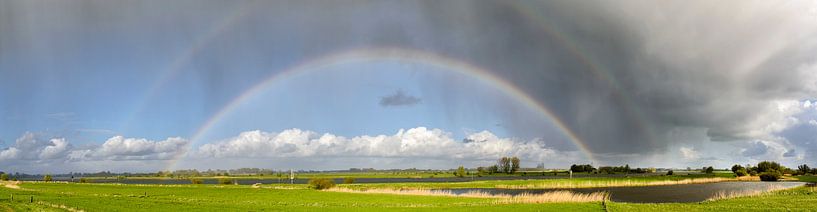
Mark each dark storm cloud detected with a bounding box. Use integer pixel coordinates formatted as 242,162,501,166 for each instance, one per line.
379,90,421,107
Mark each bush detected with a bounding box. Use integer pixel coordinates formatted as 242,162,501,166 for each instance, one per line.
79,178,90,183
308,178,335,190
759,172,781,181
218,178,233,185
0,173,8,181
749,170,758,176
666,170,674,175
190,179,204,184
43,175,53,182
343,178,355,184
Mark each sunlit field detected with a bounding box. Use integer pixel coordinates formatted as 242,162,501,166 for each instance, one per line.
0,174,814,211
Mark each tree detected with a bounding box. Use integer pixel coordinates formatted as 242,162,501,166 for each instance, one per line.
624,164,631,174
705,166,714,174
666,170,674,175
456,166,466,177
731,164,744,173
735,169,748,177
570,164,595,173
797,164,810,175
0,173,8,181
756,161,781,173
488,165,499,174
43,175,53,182
510,157,520,174
498,157,511,174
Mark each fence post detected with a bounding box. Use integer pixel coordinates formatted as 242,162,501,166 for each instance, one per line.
29,196,33,203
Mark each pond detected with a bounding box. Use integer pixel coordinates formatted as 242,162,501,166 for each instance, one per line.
439,181,806,203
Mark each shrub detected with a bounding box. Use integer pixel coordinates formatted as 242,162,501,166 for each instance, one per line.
43,175,53,182
218,178,233,185
0,173,8,181
749,170,758,176
79,178,90,183
759,172,781,181
456,166,466,177
666,170,674,175
343,178,355,184
190,179,204,184
308,178,335,190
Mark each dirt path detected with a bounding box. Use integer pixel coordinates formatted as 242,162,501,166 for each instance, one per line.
1,181,20,190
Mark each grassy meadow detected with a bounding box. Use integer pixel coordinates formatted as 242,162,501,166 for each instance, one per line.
0,173,814,211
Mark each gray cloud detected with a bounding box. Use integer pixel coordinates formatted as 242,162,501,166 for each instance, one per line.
379,90,421,107
742,141,769,157
783,149,797,157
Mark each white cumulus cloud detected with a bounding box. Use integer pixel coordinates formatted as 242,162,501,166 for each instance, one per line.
193,127,563,162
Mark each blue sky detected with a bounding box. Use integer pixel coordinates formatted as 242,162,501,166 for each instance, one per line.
2,1,817,173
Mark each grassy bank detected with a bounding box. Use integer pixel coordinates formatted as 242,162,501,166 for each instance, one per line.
0,183,600,211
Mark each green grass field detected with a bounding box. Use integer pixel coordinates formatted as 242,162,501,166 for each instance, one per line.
0,174,813,211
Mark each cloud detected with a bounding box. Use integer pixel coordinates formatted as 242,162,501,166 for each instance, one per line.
0,132,189,172
193,127,576,167
741,141,769,157
39,138,70,159
679,147,699,160
379,90,421,107
783,149,797,157
90,136,188,160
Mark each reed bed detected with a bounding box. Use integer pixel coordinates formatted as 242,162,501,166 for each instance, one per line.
498,191,609,203
706,184,786,201
496,177,731,189
325,188,608,203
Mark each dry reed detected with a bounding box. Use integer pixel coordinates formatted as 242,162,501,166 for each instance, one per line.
706,184,786,201
496,177,731,189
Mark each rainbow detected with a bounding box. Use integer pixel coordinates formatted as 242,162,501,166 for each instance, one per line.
504,1,658,147
164,47,597,170
121,2,254,131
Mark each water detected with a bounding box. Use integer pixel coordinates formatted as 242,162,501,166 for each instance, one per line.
37,172,668,184
440,182,806,203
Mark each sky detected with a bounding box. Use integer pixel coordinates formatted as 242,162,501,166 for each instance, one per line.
1,0,816,174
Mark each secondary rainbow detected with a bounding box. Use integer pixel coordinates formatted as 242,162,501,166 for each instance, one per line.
165,47,597,170
505,1,658,146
